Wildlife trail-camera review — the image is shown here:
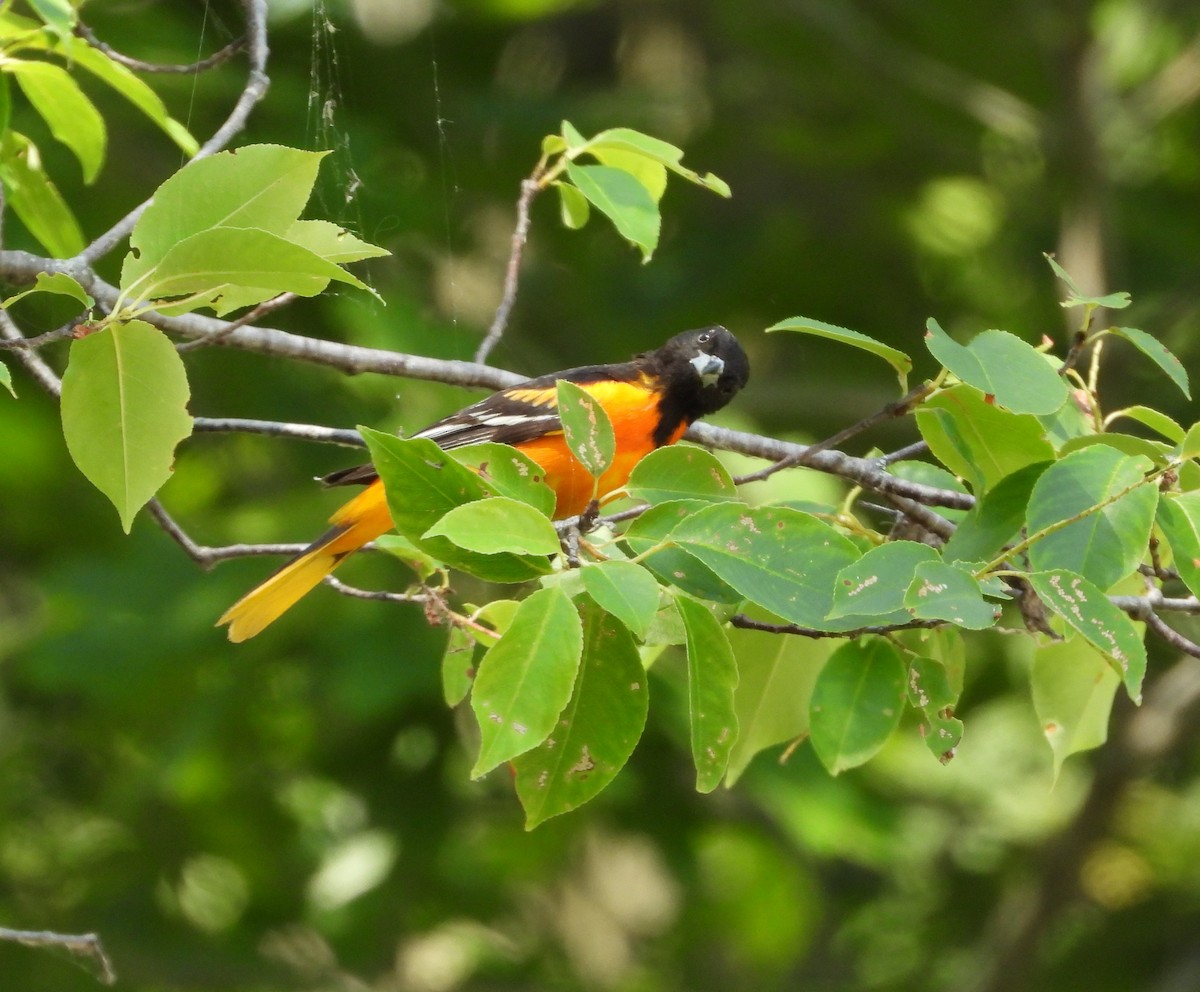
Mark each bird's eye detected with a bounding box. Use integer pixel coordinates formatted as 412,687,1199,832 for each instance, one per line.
697,330,712,345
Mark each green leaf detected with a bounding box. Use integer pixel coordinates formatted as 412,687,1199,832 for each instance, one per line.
581,559,661,640
59,320,193,532
122,144,328,288
2,270,93,310
27,0,75,42
5,59,106,183
591,145,668,201
724,609,836,785
564,161,660,262
924,318,1067,415
1025,446,1157,591
1028,570,1147,702
0,130,85,256
1045,254,1131,310
361,429,553,584
0,72,11,138
623,499,744,603
0,359,14,397
1104,405,1185,443
767,316,912,392
906,655,963,764
284,219,390,264
1182,422,1200,461
1107,326,1190,399
1058,432,1171,466
585,127,731,196
916,384,1055,494
441,625,476,707
448,442,556,518
943,462,1050,564
471,586,583,777
556,378,615,479
675,594,739,792
66,43,198,156
667,503,861,629
554,180,590,229
809,638,907,775
827,541,939,622
904,560,1000,629
1032,632,1121,781
424,496,561,555
1156,492,1200,599
624,444,738,504
512,603,648,828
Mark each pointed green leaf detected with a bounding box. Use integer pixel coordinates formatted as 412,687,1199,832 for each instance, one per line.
904,561,1000,629
1032,631,1121,781
2,270,93,310
122,145,328,288
448,442,556,517
424,496,560,556
556,377,615,479
513,603,648,828
581,559,661,640
768,316,911,392
136,226,372,314
471,586,583,777
0,359,14,397
1026,446,1157,590
1028,570,1147,702
361,429,553,584
284,219,389,264
1104,405,1185,443
1045,254,1131,310
809,638,907,775
1107,327,1189,400
624,444,738,504
667,503,861,628
587,127,730,196
0,130,85,256
564,161,660,261
924,318,1067,415
591,146,668,201
917,384,1055,494
59,320,192,532
27,0,75,41
675,594,739,792
5,60,106,183
1058,433,1171,465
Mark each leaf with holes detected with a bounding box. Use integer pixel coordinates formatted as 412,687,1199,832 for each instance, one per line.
1028,570,1147,702
904,561,1000,630
59,320,192,532
556,378,615,479
449,442,556,517
827,540,938,622
471,586,583,778
513,603,648,828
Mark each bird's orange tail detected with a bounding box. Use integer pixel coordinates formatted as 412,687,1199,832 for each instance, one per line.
218,481,393,642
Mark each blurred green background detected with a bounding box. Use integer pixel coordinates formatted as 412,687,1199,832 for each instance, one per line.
3,0,1200,989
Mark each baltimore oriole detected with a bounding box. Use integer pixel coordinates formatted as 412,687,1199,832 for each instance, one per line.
218,326,750,641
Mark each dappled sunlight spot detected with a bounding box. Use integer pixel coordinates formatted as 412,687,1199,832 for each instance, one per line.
349,0,436,45
307,829,399,911
1081,841,1154,910
907,176,1005,256
397,920,515,992
169,853,250,933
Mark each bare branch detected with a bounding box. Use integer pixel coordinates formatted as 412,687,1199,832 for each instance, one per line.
322,576,432,605
475,175,542,363
730,613,943,638
146,500,305,568
0,307,63,397
0,927,116,985
176,293,298,352
76,21,246,74
192,417,365,448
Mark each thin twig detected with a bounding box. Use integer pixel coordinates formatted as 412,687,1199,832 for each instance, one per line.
75,21,246,74
322,575,432,605
729,613,944,638
176,293,298,352
475,174,542,364
0,927,116,985
192,418,365,448
0,319,84,351
146,500,305,568
0,307,63,396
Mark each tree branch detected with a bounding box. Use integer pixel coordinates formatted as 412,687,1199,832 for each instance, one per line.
0,926,115,985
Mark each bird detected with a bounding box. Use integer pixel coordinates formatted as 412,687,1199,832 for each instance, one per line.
218,326,750,641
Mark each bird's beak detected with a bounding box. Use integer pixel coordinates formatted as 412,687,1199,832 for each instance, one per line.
690,352,725,386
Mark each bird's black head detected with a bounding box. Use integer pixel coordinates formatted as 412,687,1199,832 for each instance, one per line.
638,326,749,445
650,325,750,419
